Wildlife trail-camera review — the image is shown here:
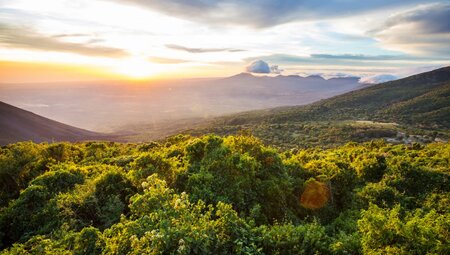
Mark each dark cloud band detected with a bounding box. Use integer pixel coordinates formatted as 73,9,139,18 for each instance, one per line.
368,3,450,56
117,0,425,28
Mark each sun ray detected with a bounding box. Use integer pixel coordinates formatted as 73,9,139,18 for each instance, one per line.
113,58,159,79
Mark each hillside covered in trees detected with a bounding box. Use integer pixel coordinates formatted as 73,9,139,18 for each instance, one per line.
1,135,448,254
207,66,450,128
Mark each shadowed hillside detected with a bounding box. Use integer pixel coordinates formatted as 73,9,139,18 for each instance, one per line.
0,101,108,145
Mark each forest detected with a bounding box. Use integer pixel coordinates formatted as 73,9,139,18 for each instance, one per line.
0,134,448,254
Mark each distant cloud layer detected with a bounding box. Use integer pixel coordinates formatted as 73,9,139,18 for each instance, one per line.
118,0,425,28
369,3,450,56
166,44,243,53
246,60,282,74
270,65,283,74
359,74,398,84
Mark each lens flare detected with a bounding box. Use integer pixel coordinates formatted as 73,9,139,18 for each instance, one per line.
300,180,330,209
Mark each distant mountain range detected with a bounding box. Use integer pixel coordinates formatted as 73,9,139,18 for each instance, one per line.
208,66,450,129
0,101,108,145
1,67,449,146
0,73,363,131
210,67,450,129
120,66,450,146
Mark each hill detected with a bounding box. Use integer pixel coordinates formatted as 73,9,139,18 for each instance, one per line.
119,66,450,148
0,101,108,145
210,66,450,127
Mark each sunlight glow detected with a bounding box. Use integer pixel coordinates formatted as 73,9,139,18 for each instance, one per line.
113,58,159,79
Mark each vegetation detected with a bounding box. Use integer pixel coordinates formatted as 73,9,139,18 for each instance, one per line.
187,120,448,150
1,135,449,254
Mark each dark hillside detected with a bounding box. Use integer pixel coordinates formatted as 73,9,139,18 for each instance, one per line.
0,101,108,145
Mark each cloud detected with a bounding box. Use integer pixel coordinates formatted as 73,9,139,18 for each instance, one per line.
246,60,282,74
270,65,283,74
246,60,270,73
395,65,445,77
52,33,92,38
0,23,128,58
245,52,448,69
359,65,444,84
310,54,414,61
117,0,424,28
359,74,398,84
166,44,243,53
369,3,450,56
303,72,360,79
148,56,190,64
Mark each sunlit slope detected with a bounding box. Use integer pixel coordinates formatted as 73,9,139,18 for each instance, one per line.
0,101,106,145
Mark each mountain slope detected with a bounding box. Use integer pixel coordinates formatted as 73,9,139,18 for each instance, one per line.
210,66,450,128
0,101,107,145
168,66,450,148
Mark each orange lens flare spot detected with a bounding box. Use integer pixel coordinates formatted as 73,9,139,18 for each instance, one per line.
300,180,330,209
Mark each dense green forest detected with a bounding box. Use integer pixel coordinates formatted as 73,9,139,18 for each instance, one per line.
1,135,449,254
187,120,448,150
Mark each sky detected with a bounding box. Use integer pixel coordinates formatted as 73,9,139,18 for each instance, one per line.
0,0,449,82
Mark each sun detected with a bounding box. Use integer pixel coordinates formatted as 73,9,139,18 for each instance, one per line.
114,58,158,79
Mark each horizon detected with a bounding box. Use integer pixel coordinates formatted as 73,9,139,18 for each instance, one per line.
1,0,449,83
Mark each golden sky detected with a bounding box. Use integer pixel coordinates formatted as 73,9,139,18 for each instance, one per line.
0,0,449,82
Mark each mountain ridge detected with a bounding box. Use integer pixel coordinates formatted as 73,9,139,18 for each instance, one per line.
211,66,450,128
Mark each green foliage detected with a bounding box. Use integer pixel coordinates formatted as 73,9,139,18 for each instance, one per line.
257,222,330,255
29,167,84,195
0,137,449,254
359,204,450,254
0,142,46,207
73,227,105,255
180,135,293,223
0,185,59,247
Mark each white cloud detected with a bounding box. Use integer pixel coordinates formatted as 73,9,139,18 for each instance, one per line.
246,60,283,74
359,74,398,84
270,65,283,74
359,64,445,84
246,60,270,73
